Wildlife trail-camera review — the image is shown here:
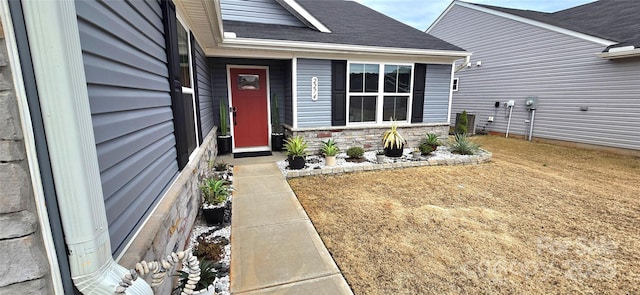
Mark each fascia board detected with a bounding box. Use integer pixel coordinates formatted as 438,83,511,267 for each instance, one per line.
220,37,470,59
276,0,332,33
425,0,457,33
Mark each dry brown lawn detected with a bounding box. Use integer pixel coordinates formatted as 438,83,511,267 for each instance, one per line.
288,136,640,294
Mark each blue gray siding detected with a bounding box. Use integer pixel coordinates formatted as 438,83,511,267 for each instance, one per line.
424,64,452,123
430,4,640,150
77,0,179,255
220,0,304,27
296,59,332,128
210,58,288,130
195,41,214,136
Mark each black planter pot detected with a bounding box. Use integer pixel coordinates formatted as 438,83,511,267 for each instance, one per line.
288,155,306,170
271,133,284,151
203,206,226,225
384,144,404,158
217,135,232,155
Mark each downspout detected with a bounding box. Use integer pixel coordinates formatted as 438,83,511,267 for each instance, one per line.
20,1,151,294
454,55,470,73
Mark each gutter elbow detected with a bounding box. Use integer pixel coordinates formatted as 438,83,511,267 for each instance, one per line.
454,56,471,73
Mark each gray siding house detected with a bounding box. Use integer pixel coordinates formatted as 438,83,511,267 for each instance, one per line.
1,0,467,294
428,0,640,153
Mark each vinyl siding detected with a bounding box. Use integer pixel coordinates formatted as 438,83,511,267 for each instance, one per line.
210,58,288,130
424,64,452,123
430,4,640,150
77,0,179,255
194,41,214,136
296,59,332,128
220,0,304,27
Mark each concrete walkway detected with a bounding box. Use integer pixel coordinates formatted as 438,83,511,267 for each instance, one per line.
228,158,353,294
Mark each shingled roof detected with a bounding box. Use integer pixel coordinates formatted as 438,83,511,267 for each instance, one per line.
222,0,464,52
474,0,640,51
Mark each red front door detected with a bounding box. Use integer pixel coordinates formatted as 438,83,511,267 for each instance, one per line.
230,68,269,149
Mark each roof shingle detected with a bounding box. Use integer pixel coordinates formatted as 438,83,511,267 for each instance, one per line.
223,0,464,52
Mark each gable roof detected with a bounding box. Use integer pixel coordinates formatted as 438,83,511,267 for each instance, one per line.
465,0,640,54
222,0,465,53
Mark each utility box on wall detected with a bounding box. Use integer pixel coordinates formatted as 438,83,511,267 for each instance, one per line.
455,112,477,134
525,96,538,111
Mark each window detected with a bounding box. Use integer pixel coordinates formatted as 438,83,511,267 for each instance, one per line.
177,17,199,152
347,63,413,124
452,77,459,92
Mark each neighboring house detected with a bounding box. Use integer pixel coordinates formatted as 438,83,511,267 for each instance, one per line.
0,0,467,294
428,0,640,154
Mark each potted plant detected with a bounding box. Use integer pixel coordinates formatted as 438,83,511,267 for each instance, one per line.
412,147,421,160
173,259,218,295
382,120,406,157
321,139,339,167
201,177,231,224
421,133,442,153
217,99,232,155
284,135,308,170
375,150,385,164
271,94,285,151
345,146,365,163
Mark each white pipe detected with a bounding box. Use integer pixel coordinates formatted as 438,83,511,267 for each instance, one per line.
529,110,536,141
21,1,151,294
505,106,514,138
454,55,471,73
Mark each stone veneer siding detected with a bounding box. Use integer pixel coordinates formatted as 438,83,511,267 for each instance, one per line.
118,129,218,295
285,124,449,154
0,27,53,294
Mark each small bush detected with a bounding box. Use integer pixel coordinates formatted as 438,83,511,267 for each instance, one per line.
456,110,468,135
449,133,480,155
214,161,228,172
419,143,434,155
346,147,364,159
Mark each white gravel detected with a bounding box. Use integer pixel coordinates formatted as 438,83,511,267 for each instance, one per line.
277,146,480,176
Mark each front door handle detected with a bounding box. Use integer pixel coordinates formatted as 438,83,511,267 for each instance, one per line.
232,107,238,126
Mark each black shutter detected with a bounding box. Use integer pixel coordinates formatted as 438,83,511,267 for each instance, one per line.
190,33,203,145
411,63,427,123
331,60,347,126
161,0,191,169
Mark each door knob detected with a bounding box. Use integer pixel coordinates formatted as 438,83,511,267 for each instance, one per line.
232,107,238,126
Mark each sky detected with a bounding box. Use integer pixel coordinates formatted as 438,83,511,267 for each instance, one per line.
354,0,597,31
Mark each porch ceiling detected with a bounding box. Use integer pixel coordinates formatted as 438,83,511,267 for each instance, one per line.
173,0,221,50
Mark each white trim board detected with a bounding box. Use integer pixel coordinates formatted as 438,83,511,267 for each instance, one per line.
276,0,331,33
427,1,617,47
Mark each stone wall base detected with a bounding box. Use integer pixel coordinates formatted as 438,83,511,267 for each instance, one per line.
286,124,449,154
118,129,218,295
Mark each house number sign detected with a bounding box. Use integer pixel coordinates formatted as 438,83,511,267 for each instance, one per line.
311,77,319,101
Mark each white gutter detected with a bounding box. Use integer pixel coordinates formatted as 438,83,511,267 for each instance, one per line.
598,46,640,59
454,55,471,73
220,36,470,59
21,1,151,294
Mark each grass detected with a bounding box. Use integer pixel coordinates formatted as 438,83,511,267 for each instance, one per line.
288,136,640,294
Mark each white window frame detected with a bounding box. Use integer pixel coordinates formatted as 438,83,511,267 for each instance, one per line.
176,15,200,151
452,77,459,92
346,61,414,126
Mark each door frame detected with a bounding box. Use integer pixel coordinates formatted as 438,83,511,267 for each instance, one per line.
226,65,272,153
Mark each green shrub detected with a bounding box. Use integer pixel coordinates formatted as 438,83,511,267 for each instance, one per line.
346,147,364,159
449,133,480,155
419,143,434,155
456,110,468,135
421,133,442,147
